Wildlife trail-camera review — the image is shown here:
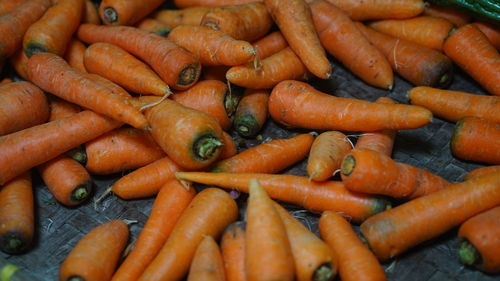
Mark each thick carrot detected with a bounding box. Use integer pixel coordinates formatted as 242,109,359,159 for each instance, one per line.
265,0,331,79
64,39,87,73
138,188,238,281
211,133,314,174
59,220,130,281
99,0,164,25
458,205,500,273
268,80,432,132
188,235,226,281
310,0,393,89
319,211,386,281
0,173,33,255
450,117,500,165
307,131,352,182
464,165,500,181
174,0,261,8
83,0,100,25
408,86,500,123
136,18,172,37
360,171,500,261
154,6,211,28
473,22,500,50
443,24,500,96
252,31,288,60
221,221,246,281
23,0,85,57
0,0,26,16
0,81,49,136
423,3,470,27
175,172,390,223
233,89,269,137
77,24,201,90
9,49,29,80
219,132,238,160
355,22,454,88
112,179,196,281
168,25,256,66
322,0,425,21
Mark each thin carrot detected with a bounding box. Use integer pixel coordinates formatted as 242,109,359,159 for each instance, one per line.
99,0,164,25
0,0,26,16
0,78,12,86
9,49,29,80
463,165,500,181
202,66,231,82
221,221,246,281
219,131,238,160
83,0,100,25
268,80,433,132
64,38,87,73
307,131,352,182
174,0,261,8
321,0,425,21
423,3,471,27
111,179,196,281
0,173,33,255
473,22,500,50
175,172,390,223
310,0,393,89
233,89,269,137
59,220,130,281
188,235,226,281
138,188,238,281
319,211,386,281
77,24,201,90
154,6,211,28
360,171,500,261
136,18,172,37
443,24,500,96
252,31,288,60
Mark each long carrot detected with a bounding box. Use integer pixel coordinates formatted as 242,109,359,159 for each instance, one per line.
0,0,26,16
310,0,393,89
463,165,500,181
174,0,261,8
0,173,33,255
64,39,87,73
175,172,390,223
252,31,288,60
360,171,500,261
219,131,238,160
77,24,201,90
473,22,500,50
321,0,425,21
138,188,238,281
268,80,432,131
136,18,172,37
154,6,211,28
423,3,471,27
188,235,226,281
9,49,29,80
233,89,269,137
99,0,164,25
307,131,352,182
319,211,386,281
83,0,100,25
59,220,130,281
221,221,246,281
111,179,196,281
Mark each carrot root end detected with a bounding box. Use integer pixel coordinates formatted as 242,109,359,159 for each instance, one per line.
312,263,336,281
459,240,481,267
103,7,118,24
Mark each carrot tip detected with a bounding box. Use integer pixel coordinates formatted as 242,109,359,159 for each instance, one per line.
313,263,336,281
340,155,356,176
103,6,118,24
459,240,481,267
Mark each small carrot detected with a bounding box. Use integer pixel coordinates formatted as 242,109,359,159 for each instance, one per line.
154,6,211,28
443,24,500,96
136,18,172,37
252,31,288,60
268,80,433,132
0,173,33,255
473,22,500,50
423,3,471,27
233,89,269,137
9,49,29,80
188,235,226,281
360,171,500,261
319,211,386,281
202,66,231,82
322,0,425,21
83,0,100,25
138,188,238,281
307,131,352,182
59,220,130,281
174,0,260,8
64,38,87,73
219,131,238,160
221,222,246,281
99,0,164,25
0,0,26,16
463,165,500,181
111,179,196,281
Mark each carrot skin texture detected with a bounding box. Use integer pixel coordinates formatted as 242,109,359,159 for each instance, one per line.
233,89,270,137
464,165,500,181
252,31,288,59
221,222,247,281
154,7,211,28
174,0,261,8
187,235,226,281
99,0,164,25
64,39,87,73
423,3,471,27
136,18,172,37
473,22,500,50
307,131,352,182
322,0,425,21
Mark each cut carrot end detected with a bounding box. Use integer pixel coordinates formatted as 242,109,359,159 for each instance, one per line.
103,6,118,24
234,115,259,137
25,42,48,58
177,63,200,88
67,146,87,165
0,232,30,255
70,181,92,204
313,263,336,281
193,134,223,161
459,240,481,267
340,155,356,177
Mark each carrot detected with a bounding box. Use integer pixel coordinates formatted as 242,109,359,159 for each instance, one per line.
59,220,130,281
233,89,269,137
0,0,26,16
136,18,172,37
274,203,337,281
268,80,433,132
246,179,295,281
84,42,171,97
138,188,238,281
310,0,393,89
64,38,87,73
84,73,131,99
83,0,100,25
408,86,500,123
27,53,149,130
9,49,29,80
112,179,196,281
201,66,230,82
458,205,500,274
0,173,33,255
168,25,256,66
221,221,246,281
321,0,425,21
464,165,500,181
265,0,331,79
153,6,211,28
450,117,500,165
174,0,261,8
423,3,471,27
0,81,49,136
443,24,500,96
216,132,236,160
47,95,81,127
99,0,164,25
201,2,273,42
226,47,310,89
23,0,85,57
252,31,288,60
175,172,390,223
77,24,201,90
211,133,314,174
188,235,226,281
473,22,500,50
355,22,454,88
319,211,386,281
0,77,12,86
360,171,500,261
307,131,352,182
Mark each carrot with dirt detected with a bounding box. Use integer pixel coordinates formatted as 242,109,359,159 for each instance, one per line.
451,117,500,164
112,179,196,281
64,39,87,73
268,80,432,132
136,18,172,37
473,22,500,49
252,31,288,60
77,24,201,90
233,89,269,137
221,221,247,281
0,173,33,255
138,188,238,281
219,132,238,160
9,49,29,80
175,172,390,223
310,0,393,89
174,0,261,8
83,0,100,24
187,235,226,281
307,131,352,182
321,0,425,21
360,171,500,261
464,165,500,181
0,0,26,16
319,211,386,281
99,0,164,26
423,3,470,27
154,6,211,28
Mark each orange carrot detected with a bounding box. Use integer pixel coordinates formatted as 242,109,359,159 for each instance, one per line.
136,18,172,37
319,211,386,281
99,0,164,25
77,24,201,90
138,188,238,281
84,73,131,99
268,80,432,131
0,77,12,86
154,6,211,28
111,179,196,281
174,0,261,8
307,131,352,182
443,24,500,96
322,0,425,21
202,66,231,82
310,0,393,89
46,94,82,129
83,0,100,25
464,165,500,181
188,235,226,281
0,173,33,255
423,3,471,27
59,220,130,281
233,89,269,137
219,132,238,160
9,49,29,80
360,171,500,261
473,22,500,49
252,31,288,60
0,0,26,16
64,38,87,73
221,221,246,281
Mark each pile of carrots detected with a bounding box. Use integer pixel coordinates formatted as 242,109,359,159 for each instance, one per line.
0,0,499,280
